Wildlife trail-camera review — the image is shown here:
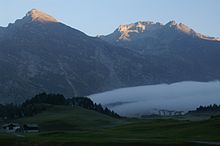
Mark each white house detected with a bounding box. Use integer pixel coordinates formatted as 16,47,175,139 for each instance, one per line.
2,123,21,133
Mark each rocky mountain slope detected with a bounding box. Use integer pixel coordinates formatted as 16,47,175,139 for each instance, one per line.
100,21,220,84
100,21,220,53
1,10,220,103
0,9,153,103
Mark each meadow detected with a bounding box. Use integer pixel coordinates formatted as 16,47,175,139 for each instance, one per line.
0,105,220,146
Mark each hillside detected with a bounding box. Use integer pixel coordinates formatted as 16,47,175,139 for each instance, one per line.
1,10,220,103
0,9,152,103
100,21,220,85
0,105,220,146
17,105,120,131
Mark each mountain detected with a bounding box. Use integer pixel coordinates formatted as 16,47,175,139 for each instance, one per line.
0,26,4,38
100,21,220,54
0,9,153,103
24,9,58,23
1,10,220,103
100,21,220,83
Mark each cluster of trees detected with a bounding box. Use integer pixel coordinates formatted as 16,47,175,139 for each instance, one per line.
67,97,120,118
23,93,66,105
0,93,120,120
188,104,220,114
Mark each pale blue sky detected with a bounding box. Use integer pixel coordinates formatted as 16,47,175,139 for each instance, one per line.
0,0,219,37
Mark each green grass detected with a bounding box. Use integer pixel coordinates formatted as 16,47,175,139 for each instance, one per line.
184,111,220,121
18,105,121,131
1,105,220,146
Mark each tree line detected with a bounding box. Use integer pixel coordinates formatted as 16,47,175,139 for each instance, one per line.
188,104,220,114
0,93,120,120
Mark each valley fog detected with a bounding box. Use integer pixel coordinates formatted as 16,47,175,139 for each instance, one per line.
89,81,220,117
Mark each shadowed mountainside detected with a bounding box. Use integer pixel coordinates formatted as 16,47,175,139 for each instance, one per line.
0,9,153,103
1,10,220,103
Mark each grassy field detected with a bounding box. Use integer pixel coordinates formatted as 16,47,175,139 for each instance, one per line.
18,105,121,131
0,105,220,146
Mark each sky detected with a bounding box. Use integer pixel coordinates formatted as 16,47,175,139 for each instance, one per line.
0,0,220,37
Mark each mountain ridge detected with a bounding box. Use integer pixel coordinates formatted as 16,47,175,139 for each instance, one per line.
100,21,220,42
25,9,58,23
1,9,220,103
0,9,153,103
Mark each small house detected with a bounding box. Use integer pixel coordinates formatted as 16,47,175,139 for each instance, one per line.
2,123,21,133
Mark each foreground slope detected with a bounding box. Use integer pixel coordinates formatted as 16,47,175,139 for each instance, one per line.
1,105,220,146
18,105,120,131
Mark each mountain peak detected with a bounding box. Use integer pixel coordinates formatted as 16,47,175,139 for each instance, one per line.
166,21,194,34
111,20,220,42
118,21,160,32
116,21,163,40
24,9,58,23
166,20,177,26
164,21,220,41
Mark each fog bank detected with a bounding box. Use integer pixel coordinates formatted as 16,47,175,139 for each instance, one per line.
89,81,220,117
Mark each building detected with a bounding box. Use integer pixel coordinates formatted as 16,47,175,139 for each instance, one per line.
2,123,22,133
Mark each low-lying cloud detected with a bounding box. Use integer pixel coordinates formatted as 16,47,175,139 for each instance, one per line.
89,81,220,117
